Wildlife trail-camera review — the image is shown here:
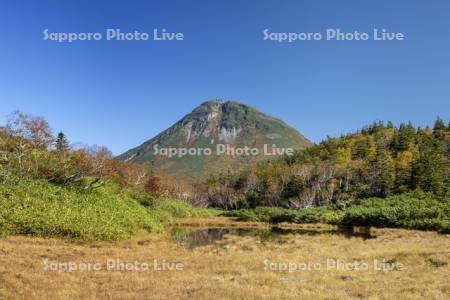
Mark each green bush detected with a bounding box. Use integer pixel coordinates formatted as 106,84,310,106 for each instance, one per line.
224,192,450,232
342,193,450,232
0,176,218,241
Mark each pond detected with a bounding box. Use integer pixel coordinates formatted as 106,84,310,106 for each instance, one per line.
170,225,373,248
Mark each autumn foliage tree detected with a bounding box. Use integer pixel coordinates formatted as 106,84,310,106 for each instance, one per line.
145,176,164,196
0,112,149,190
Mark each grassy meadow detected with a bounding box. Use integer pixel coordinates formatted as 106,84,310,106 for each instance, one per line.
0,228,448,299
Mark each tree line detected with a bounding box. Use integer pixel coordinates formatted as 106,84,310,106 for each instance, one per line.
200,118,450,209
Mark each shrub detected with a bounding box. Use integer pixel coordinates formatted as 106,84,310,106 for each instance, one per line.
224,192,450,232
0,176,219,241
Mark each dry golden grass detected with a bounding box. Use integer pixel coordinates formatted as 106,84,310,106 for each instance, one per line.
0,227,449,300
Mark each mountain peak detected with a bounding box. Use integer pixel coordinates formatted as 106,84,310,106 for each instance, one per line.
118,100,312,184
199,99,224,106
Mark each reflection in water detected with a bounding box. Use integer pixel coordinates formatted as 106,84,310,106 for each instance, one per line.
170,226,373,248
172,228,232,248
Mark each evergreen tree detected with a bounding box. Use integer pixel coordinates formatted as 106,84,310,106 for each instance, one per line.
412,131,446,194
394,122,416,152
55,132,70,153
433,116,446,140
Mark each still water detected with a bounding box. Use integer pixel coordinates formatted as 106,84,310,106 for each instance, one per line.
170,226,373,248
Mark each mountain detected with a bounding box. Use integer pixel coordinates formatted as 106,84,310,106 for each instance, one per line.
118,100,312,184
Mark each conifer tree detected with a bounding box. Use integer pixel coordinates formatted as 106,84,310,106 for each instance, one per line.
412,130,446,194
433,116,446,140
55,132,70,153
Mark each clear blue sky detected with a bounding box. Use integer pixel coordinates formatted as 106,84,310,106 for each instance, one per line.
1,0,449,154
